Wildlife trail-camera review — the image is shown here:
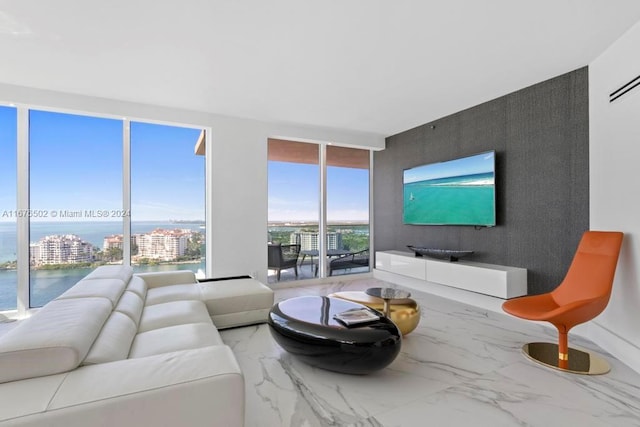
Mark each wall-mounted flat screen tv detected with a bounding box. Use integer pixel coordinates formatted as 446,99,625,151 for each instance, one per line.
403,150,496,226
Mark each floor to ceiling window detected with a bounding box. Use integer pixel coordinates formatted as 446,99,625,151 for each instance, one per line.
267,139,371,283
130,122,205,277
29,110,123,307
0,106,207,311
0,106,17,311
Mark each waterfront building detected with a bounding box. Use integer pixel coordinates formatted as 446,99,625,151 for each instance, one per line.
135,228,191,261
29,243,40,266
30,234,93,266
103,234,123,251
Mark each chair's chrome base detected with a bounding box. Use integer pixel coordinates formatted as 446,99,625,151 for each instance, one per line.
522,342,610,375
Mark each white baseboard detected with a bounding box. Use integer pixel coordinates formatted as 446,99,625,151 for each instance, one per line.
584,321,640,374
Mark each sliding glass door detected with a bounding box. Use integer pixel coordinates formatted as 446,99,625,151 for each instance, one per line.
325,145,370,277
267,139,319,283
267,139,371,283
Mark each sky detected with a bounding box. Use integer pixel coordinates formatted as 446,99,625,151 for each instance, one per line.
403,151,495,184
268,161,369,222
2,106,368,225
0,107,204,222
0,106,17,220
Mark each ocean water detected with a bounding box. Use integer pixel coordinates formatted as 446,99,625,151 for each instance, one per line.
403,172,495,225
0,221,205,311
0,262,205,311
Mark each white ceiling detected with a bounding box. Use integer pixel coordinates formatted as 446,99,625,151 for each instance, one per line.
1,1,640,136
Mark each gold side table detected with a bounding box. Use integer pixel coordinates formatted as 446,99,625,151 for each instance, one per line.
327,289,420,335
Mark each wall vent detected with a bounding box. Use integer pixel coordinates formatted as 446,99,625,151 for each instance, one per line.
609,74,640,103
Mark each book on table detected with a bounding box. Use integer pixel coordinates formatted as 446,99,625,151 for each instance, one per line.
333,308,380,326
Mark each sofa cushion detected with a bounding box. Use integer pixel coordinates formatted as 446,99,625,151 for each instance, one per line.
129,323,223,359
56,278,127,308
136,271,197,288
144,283,201,306
199,278,274,316
115,290,145,326
0,298,112,383
126,275,148,300
83,265,133,283
83,312,138,365
138,300,212,333
0,373,67,423
47,347,243,426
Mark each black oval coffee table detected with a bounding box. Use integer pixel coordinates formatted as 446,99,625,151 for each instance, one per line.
268,296,401,374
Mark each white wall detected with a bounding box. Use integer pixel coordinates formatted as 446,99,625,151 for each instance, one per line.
0,83,385,286
589,20,640,373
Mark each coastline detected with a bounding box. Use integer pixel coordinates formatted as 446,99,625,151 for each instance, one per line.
0,259,205,310
1,258,204,272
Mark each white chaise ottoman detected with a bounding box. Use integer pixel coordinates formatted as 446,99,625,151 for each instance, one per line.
199,277,274,329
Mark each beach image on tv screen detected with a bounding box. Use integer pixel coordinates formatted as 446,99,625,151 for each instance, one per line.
403,151,495,226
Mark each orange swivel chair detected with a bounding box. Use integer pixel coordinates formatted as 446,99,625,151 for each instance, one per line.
502,231,623,374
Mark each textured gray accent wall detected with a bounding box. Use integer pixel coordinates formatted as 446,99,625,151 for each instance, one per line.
374,68,589,294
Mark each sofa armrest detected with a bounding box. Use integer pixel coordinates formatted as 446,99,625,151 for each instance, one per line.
135,271,197,289
4,346,244,427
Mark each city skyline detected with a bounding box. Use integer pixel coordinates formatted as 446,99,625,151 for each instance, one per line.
0,220,205,264
28,227,202,266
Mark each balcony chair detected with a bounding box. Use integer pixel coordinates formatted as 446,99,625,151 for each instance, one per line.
268,243,301,281
502,231,623,375
329,249,369,276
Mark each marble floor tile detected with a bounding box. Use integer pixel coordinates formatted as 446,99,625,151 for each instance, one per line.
374,361,640,427
235,349,453,427
220,277,640,427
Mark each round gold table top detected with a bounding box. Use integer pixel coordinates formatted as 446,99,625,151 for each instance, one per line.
327,291,420,336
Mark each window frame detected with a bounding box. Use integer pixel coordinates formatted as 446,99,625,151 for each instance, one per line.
0,103,210,316
267,140,373,282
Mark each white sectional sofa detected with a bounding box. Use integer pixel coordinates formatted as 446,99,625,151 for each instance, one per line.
0,265,274,426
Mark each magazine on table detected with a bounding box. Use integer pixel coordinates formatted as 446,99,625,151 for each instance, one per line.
333,307,380,326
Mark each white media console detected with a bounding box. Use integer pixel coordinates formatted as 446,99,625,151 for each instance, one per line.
374,250,527,300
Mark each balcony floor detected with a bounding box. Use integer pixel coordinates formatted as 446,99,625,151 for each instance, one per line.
267,260,369,284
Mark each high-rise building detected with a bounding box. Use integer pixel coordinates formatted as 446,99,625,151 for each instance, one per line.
135,228,191,261
30,234,93,266
290,232,342,251
103,235,123,251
